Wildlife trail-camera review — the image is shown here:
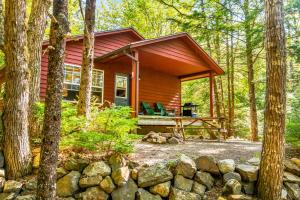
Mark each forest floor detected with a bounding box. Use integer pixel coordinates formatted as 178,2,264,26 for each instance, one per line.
131,138,300,165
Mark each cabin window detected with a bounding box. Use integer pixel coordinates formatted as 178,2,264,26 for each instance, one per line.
63,64,104,103
115,75,128,98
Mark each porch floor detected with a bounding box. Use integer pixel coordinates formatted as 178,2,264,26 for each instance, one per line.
137,115,203,126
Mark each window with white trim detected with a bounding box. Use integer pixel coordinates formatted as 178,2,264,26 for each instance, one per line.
63,64,104,103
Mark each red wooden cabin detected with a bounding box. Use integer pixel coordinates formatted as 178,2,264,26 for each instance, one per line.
9,28,223,117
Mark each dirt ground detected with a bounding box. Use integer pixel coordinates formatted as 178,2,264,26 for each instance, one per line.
131,138,300,165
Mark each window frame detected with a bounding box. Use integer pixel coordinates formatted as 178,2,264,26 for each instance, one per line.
114,74,128,99
63,63,105,103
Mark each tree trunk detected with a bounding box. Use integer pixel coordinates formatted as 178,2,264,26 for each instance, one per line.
77,0,96,118
230,32,235,136
2,0,32,179
226,33,232,137
244,0,258,141
36,0,69,199
0,0,3,51
27,0,52,138
258,0,286,199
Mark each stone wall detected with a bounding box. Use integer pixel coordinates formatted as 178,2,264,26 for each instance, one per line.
0,150,299,200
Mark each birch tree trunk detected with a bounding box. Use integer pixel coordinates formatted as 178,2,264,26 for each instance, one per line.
77,0,96,118
27,0,52,138
258,0,286,199
2,0,32,179
36,0,69,199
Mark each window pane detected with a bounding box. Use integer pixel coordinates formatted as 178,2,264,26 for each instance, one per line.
115,75,127,98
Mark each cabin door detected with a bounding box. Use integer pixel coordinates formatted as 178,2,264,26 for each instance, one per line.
114,74,130,106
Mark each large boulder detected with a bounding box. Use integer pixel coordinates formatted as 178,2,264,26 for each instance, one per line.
56,171,81,197
109,154,127,171
149,181,171,198
0,168,5,177
0,151,4,168
174,175,193,192
242,182,255,195
111,166,130,187
138,163,173,187
75,186,108,200
175,154,197,179
15,195,36,200
168,137,180,144
3,180,23,193
192,182,206,196
64,158,89,172
235,164,258,182
283,171,300,184
223,179,241,195
246,157,260,166
291,158,300,168
223,172,242,183
194,171,214,190
169,187,201,200
0,193,16,200
136,188,162,200
227,194,252,200
79,174,103,188
57,167,68,179
83,161,111,177
111,179,138,200
100,176,116,194
195,156,220,175
285,160,300,176
285,182,300,200
218,159,235,174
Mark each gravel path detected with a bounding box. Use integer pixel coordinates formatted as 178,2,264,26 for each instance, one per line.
131,139,262,165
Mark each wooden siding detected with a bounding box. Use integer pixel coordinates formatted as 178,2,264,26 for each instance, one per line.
40,32,140,99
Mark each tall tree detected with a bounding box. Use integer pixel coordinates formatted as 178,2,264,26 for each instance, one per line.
27,0,52,137
36,0,69,198
77,0,96,118
258,0,287,199
2,0,32,179
0,0,3,51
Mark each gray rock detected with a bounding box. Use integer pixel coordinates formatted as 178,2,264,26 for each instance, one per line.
291,158,300,168
100,176,116,194
223,172,242,183
0,176,5,192
0,168,5,177
223,179,241,195
192,182,206,196
0,193,16,200
227,194,252,200
79,174,103,188
3,180,23,193
83,161,111,177
56,171,81,197
136,188,162,200
138,163,173,187
0,151,4,168
168,137,180,144
169,187,201,200
149,181,171,198
131,168,138,180
64,158,89,172
57,167,68,179
218,159,235,174
75,186,108,200
242,182,255,195
111,179,138,200
194,171,214,190
23,178,37,191
195,156,220,175
285,182,300,200
235,164,258,182
109,154,127,171
284,171,300,184
15,195,36,200
174,175,193,192
111,166,130,187
246,157,260,166
285,160,300,176
175,154,197,179
282,187,288,200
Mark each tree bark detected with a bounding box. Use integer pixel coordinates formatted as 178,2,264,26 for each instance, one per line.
258,0,286,199
2,0,32,179
244,0,259,141
77,0,96,118
36,0,69,199
0,0,3,51
27,0,52,138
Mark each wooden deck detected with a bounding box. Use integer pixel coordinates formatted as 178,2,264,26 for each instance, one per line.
138,115,203,126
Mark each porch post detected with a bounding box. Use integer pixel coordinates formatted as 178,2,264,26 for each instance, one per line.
131,50,139,117
209,71,214,117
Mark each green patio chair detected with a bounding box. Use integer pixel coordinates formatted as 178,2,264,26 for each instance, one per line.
141,102,160,115
155,102,176,116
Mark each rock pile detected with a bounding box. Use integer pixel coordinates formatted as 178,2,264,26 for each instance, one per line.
1,150,300,199
142,131,183,144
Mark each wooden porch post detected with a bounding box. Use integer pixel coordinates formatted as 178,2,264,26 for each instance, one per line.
131,50,139,117
209,71,214,117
